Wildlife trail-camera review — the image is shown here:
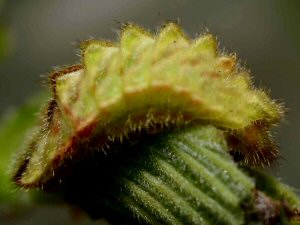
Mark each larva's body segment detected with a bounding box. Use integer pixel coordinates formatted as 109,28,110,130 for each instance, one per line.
14,23,282,188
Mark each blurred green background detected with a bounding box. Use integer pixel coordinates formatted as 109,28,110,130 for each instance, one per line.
0,0,299,224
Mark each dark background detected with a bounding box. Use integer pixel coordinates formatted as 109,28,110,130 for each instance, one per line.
0,1,299,224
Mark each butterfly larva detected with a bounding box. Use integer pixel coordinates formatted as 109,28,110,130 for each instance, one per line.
14,22,282,188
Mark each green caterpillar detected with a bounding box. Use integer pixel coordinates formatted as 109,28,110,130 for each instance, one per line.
14,22,282,189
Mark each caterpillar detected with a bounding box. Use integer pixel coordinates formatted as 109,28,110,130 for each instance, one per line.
13,22,282,189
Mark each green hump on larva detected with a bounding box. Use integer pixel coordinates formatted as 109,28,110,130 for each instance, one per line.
13,22,282,188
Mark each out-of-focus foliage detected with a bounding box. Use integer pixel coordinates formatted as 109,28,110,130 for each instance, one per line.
276,1,300,52
0,0,5,60
0,0,4,11
0,25,9,61
0,0,15,62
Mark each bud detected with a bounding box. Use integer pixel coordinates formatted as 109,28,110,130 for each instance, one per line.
14,23,282,190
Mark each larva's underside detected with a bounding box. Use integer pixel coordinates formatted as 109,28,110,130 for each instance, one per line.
14,23,282,188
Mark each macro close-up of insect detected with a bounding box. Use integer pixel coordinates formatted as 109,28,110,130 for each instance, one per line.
0,1,300,225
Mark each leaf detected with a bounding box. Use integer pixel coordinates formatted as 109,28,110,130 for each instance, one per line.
14,23,283,188
0,92,48,204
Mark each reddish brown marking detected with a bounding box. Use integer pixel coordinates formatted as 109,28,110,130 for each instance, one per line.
49,65,83,98
218,56,236,73
13,99,68,188
181,57,201,66
226,120,279,166
12,100,59,186
61,105,80,126
14,108,197,189
246,190,300,224
204,71,220,78
13,141,36,186
76,121,98,139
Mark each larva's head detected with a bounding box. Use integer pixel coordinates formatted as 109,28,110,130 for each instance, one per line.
13,22,283,188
